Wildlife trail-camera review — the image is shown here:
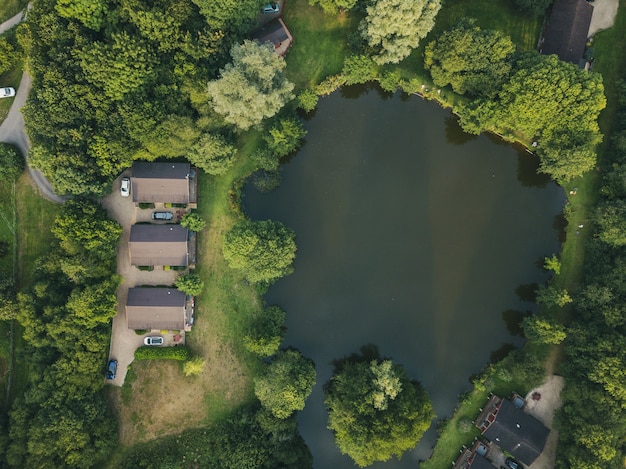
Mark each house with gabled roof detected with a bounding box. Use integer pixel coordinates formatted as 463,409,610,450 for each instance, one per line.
126,287,188,330
252,18,293,56
131,162,197,206
475,395,550,466
541,0,593,66
129,224,190,267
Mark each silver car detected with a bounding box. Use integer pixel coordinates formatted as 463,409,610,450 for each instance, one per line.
144,336,164,346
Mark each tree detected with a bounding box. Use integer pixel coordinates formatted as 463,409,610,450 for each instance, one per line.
512,0,552,16
183,356,206,376
187,133,237,175
0,143,24,181
56,0,109,30
297,89,318,113
522,315,567,344
222,220,297,283
360,0,442,65
180,212,207,232
544,254,561,275
424,19,515,98
309,0,359,14
175,272,205,296
595,200,626,247
536,284,572,308
244,305,286,357
0,37,18,75
254,349,316,419
207,40,294,130
539,129,599,183
191,0,261,31
264,118,307,158
324,358,434,467
342,55,379,86
78,31,156,101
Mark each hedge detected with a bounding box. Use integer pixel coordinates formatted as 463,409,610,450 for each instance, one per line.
134,346,190,361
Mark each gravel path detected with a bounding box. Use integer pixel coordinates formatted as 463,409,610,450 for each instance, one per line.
589,0,620,36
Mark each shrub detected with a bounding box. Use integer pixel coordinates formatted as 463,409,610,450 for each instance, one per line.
183,356,205,376
457,417,473,433
134,346,190,361
297,89,319,113
0,143,24,181
315,74,347,96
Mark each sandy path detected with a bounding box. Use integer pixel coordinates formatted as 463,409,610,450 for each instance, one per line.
589,0,620,36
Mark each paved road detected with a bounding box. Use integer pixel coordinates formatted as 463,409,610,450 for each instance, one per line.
0,9,26,35
0,72,66,203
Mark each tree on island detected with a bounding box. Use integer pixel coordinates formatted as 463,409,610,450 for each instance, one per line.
324,356,434,467
222,220,296,283
360,0,442,65
207,40,294,130
254,349,317,419
425,19,515,98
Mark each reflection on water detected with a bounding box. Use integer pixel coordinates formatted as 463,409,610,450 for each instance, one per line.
244,86,565,468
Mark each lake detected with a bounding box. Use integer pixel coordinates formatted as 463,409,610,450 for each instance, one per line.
244,86,565,468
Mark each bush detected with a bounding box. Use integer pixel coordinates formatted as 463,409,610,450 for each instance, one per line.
251,171,282,193
457,417,473,433
315,74,347,96
0,143,24,181
183,356,205,376
297,89,319,113
264,118,307,158
138,203,155,209
134,346,190,361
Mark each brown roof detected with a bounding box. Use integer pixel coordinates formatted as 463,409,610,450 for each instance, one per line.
251,18,293,57
129,224,189,266
131,162,191,204
541,0,593,64
126,287,186,330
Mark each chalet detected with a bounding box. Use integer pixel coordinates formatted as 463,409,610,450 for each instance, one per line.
129,224,190,267
131,162,197,206
475,395,550,466
541,0,593,66
251,18,293,56
126,287,187,330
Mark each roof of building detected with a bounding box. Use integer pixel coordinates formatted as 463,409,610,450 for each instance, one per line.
541,0,593,64
251,18,293,56
131,162,191,204
469,454,495,469
126,287,186,330
453,448,494,469
129,224,189,266
482,399,550,465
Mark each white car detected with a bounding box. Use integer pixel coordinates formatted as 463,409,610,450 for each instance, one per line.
120,177,130,197
0,87,15,98
144,336,164,346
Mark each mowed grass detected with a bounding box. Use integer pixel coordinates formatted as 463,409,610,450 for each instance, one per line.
0,0,27,24
284,0,359,90
0,64,23,123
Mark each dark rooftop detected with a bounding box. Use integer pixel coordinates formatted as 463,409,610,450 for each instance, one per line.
251,18,293,57
483,399,550,465
126,287,186,330
541,0,593,65
132,162,190,180
131,162,191,204
129,224,189,266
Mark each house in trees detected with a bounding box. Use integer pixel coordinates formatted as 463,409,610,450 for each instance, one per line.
126,287,194,330
540,0,593,66
131,162,197,207
129,224,195,267
475,395,550,466
251,18,293,56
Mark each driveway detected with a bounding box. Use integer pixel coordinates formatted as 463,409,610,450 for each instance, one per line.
589,0,619,36
102,175,180,387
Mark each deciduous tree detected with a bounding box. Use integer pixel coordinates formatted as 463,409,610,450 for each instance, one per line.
360,0,442,65
207,41,294,130
325,358,434,466
425,19,515,97
175,272,205,296
244,305,286,357
187,133,237,175
222,220,297,283
309,0,359,14
522,315,567,344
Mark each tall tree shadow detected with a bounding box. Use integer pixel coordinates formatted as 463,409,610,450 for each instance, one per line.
444,115,479,146
501,309,532,336
330,344,382,374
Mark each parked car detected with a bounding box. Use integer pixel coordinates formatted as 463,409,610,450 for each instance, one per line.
505,458,522,469
0,87,15,98
152,211,173,220
120,177,130,197
106,359,118,380
261,3,280,13
144,336,164,346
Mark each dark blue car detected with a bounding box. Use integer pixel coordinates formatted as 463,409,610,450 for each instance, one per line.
106,360,118,380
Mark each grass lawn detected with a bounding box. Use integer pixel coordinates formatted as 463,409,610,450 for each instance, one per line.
284,0,359,90
0,0,27,24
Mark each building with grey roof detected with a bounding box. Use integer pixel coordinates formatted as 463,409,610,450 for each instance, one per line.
131,162,196,205
129,224,189,267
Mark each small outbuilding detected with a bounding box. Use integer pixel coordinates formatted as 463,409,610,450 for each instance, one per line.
129,224,190,267
126,287,186,330
251,18,293,56
131,162,197,206
541,0,593,66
